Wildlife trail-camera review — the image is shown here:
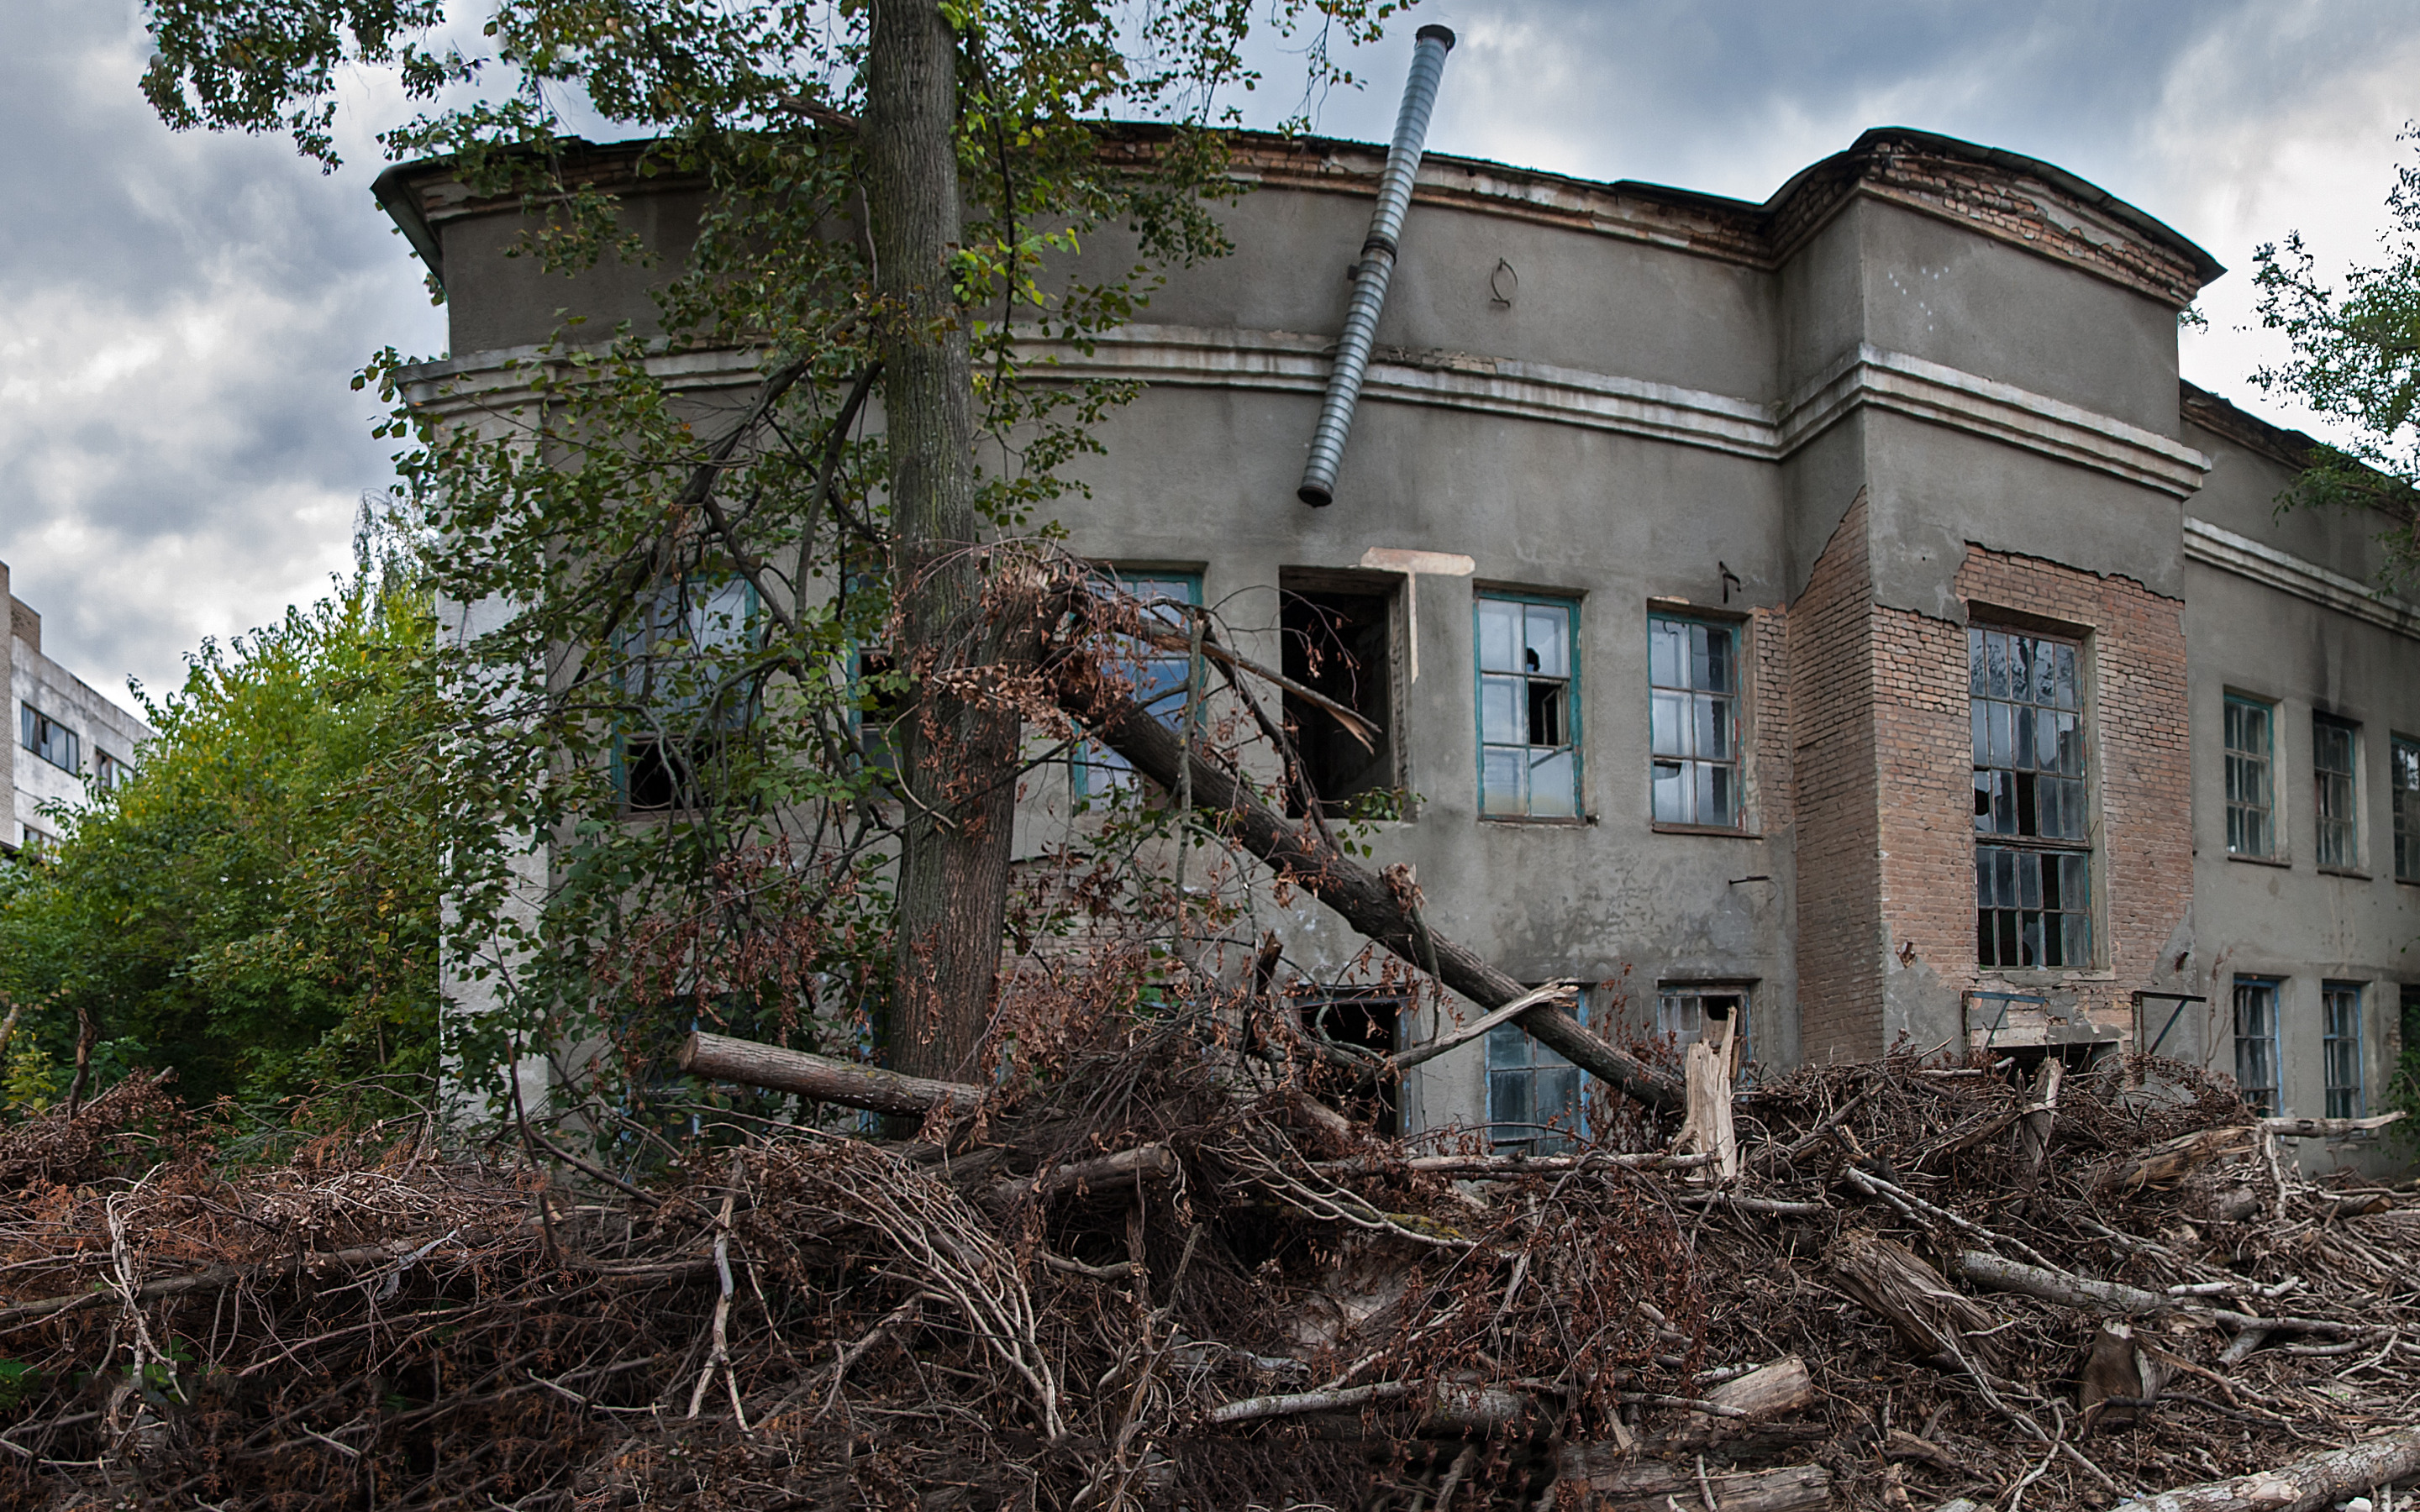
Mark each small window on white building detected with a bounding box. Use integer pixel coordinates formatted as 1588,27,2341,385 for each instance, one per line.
18,705,79,774
1649,617,1741,828
1656,984,1751,1068
2224,695,2276,858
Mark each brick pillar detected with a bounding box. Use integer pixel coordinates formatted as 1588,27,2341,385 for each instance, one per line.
1789,496,1886,1059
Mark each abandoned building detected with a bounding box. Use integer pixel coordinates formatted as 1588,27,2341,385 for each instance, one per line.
2,557,153,856
379,118,2420,1153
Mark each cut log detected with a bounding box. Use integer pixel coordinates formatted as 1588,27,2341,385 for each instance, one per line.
2258,1111,2405,1139
1702,1356,1813,1423
1551,1456,1832,1512
2092,1126,2259,1195
1054,628,1683,1110
1828,1231,2002,1363
985,1144,1178,1206
2017,1057,2062,1190
2110,1425,2420,1512
678,1032,982,1116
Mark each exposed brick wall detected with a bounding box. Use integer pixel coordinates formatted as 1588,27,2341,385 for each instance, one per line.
1870,602,1974,1016
1948,547,2192,1033
1788,496,1885,1059
1748,604,1791,832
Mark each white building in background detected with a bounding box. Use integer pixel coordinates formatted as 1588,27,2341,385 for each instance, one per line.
2,558,154,854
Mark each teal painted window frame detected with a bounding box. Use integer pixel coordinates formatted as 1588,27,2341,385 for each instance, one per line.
1074,571,1202,800
1473,591,1582,819
1970,625,2091,969
2224,695,2277,858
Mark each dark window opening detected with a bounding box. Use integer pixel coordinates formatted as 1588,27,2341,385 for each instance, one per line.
1280,587,1397,817
623,733,726,813
1295,990,1402,1136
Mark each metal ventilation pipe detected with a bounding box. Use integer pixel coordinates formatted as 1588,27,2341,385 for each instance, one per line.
1297,24,1456,507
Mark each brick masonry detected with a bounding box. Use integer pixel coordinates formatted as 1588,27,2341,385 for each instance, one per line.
1789,502,2193,1057
1789,495,1886,1060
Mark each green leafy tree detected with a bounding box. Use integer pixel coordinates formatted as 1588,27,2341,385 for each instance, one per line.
0,522,441,1111
2251,129,2420,586
137,0,1408,1115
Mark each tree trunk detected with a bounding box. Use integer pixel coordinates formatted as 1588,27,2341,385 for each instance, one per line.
868,0,1017,1081
1550,1457,1833,1512
1055,640,1684,1110
2110,1426,2420,1512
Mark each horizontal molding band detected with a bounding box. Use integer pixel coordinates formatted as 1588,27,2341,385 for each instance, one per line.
401,326,2211,496
2183,517,2420,640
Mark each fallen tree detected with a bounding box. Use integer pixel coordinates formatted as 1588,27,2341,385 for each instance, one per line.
1048,601,1684,1110
2110,1425,2420,1512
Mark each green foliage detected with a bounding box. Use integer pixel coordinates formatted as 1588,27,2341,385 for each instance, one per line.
139,0,1413,1122
2250,128,2420,587
0,520,442,1111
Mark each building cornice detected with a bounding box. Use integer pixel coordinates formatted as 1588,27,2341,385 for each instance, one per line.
2181,516,2420,640
402,327,2213,498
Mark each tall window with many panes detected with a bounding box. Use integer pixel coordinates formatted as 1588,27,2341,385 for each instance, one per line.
2323,981,2365,1119
2224,695,2276,858
1971,626,2091,969
1649,616,1740,829
2233,976,2281,1115
1476,594,1580,818
2314,715,2359,869
2394,734,2420,883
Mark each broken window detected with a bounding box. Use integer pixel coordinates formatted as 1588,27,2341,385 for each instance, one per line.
1292,989,1404,1137
93,749,130,792
1486,988,1586,1154
2323,980,2364,1119
617,576,755,813
1656,984,1751,1069
1076,572,1200,798
1649,616,1740,828
1476,594,1579,818
2233,976,2281,1116
2314,714,2359,869
2394,733,2420,883
1279,576,1398,816
1970,626,2091,969
2224,695,2276,858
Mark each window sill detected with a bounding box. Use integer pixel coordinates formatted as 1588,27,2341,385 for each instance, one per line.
1478,815,1594,827
2400,874,2420,889
2317,866,2373,881
1652,822,1762,839
2224,852,2292,869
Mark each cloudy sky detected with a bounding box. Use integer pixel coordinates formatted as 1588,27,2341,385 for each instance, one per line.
4,0,2417,707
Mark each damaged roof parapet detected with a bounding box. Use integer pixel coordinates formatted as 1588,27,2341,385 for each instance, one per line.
376,123,2223,314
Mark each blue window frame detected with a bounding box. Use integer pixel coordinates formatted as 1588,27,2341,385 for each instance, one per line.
1487,987,1589,1153
1076,571,1201,798
2233,975,2281,1115
1476,593,1580,818
1649,616,1740,828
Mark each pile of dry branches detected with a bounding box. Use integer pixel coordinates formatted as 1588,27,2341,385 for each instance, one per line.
2,1020,2417,1512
